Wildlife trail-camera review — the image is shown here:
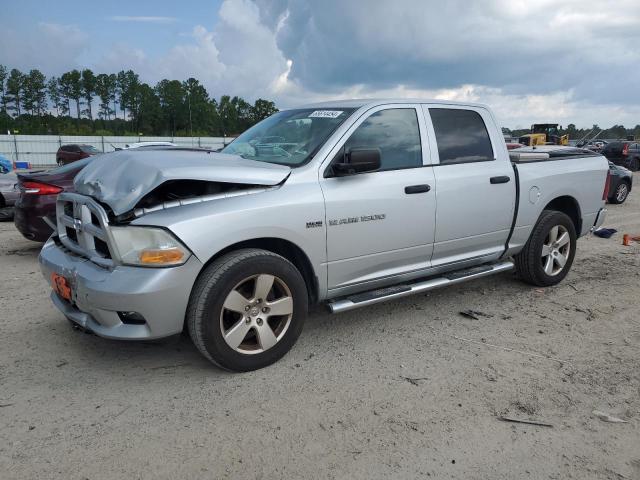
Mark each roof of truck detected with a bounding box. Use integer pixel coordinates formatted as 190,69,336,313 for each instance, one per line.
296,98,489,110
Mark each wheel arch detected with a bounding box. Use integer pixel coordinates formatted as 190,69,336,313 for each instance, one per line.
198,237,319,305
542,195,582,234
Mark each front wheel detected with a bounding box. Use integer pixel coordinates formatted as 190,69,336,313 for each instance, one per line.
187,249,308,371
515,210,577,287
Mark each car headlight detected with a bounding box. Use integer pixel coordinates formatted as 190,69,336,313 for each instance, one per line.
110,226,191,267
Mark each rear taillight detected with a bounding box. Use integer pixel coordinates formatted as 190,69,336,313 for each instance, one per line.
602,170,611,200
622,143,629,156
21,181,63,195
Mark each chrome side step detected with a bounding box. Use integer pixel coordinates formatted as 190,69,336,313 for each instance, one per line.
327,261,514,314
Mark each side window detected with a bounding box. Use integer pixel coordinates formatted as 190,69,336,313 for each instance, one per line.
343,108,422,171
429,108,494,165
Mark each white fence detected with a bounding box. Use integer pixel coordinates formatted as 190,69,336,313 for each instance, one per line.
0,135,234,167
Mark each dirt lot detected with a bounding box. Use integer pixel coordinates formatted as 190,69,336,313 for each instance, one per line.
1,194,639,480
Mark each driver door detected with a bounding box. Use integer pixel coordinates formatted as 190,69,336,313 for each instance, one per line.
319,104,437,293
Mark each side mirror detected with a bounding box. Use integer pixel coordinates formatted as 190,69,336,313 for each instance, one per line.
332,148,381,176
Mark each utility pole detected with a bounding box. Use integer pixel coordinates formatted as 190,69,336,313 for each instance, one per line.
187,91,193,146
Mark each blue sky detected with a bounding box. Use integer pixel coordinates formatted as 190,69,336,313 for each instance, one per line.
2,0,223,61
1,0,640,128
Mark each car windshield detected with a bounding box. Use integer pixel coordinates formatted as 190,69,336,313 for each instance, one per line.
80,145,101,153
222,108,355,166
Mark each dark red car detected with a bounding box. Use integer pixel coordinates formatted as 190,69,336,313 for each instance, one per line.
56,144,101,166
14,158,93,241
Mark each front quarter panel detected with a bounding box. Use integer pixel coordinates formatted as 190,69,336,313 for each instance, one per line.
130,173,328,298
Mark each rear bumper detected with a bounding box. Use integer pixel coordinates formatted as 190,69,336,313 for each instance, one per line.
39,238,203,340
1,190,19,207
14,195,56,242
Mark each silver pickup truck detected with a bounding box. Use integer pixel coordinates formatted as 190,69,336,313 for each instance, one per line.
39,99,609,371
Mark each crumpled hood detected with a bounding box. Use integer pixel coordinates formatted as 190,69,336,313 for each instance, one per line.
74,149,291,215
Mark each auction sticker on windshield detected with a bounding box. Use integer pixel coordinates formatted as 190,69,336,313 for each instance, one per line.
308,110,344,118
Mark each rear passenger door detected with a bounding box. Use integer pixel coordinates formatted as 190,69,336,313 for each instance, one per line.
423,105,516,266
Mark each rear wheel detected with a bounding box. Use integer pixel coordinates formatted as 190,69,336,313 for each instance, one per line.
187,248,307,371
515,210,577,287
609,181,629,204
630,158,640,172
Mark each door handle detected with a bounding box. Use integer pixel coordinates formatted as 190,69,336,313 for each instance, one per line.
490,176,511,184
404,184,431,194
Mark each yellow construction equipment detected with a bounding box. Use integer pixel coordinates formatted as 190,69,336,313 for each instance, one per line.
519,124,569,146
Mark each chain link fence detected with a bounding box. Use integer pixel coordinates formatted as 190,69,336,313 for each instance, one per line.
0,135,234,168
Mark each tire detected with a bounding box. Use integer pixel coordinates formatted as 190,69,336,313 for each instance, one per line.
630,158,640,172
57,158,64,167
609,181,630,204
515,210,577,287
187,248,308,371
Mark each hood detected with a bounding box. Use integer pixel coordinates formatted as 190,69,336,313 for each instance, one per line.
73,149,291,215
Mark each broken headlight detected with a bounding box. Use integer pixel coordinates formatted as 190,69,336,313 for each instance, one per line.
110,226,191,267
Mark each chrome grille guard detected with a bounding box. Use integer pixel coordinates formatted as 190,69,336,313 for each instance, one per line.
55,192,118,267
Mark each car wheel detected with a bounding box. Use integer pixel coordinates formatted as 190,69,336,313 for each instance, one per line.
630,158,640,172
609,181,630,204
187,248,308,371
515,210,577,287
57,158,64,166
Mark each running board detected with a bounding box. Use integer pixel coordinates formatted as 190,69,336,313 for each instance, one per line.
327,261,514,314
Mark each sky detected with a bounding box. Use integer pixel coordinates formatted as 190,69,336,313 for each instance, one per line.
1,0,639,128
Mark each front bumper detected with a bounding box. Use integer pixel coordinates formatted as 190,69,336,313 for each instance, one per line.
39,238,203,340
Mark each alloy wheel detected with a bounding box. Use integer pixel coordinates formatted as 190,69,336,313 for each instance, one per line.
219,274,293,354
616,183,628,202
541,225,571,276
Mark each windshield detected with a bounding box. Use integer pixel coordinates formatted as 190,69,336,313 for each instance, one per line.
223,108,355,166
80,145,101,154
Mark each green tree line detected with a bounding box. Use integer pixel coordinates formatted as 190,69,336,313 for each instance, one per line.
0,65,279,136
504,123,640,141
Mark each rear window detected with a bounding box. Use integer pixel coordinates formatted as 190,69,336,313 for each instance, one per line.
429,108,494,164
602,142,627,154
80,145,101,153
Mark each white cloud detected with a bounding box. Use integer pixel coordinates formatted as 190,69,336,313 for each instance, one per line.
99,0,290,100
0,22,88,75
2,0,639,127
108,16,178,24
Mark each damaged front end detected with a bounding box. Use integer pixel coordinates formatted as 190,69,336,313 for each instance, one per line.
73,148,292,219
53,148,291,268
122,179,279,222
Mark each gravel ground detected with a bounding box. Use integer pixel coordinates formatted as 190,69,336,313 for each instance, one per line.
1,193,639,480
